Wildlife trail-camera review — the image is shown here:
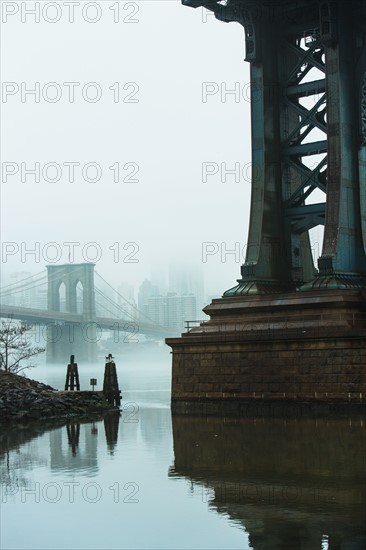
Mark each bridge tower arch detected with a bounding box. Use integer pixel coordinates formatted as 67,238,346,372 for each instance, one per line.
46,264,97,363
47,263,96,317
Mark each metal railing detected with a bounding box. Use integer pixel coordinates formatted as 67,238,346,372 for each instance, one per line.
185,320,209,332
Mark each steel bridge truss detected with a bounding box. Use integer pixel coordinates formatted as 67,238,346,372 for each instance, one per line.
184,0,366,293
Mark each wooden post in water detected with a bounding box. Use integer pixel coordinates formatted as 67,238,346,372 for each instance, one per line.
65,355,80,391
66,422,80,456
103,354,121,407
104,412,120,453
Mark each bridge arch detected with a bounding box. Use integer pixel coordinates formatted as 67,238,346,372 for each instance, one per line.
75,281,83,314
47,263,95,319
58,281,66,312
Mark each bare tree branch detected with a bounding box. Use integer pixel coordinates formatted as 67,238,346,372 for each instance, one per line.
0,319,45,374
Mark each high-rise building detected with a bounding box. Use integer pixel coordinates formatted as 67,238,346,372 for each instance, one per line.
34,287,47,309
2,271,34,307
168,264,205,317
147,295,168,327
150,269,167,296
145,292,197,332
166,293,196,331
116,282,137,321
138,279,160,320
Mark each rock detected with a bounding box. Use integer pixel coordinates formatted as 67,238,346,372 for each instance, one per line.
0,370,118,422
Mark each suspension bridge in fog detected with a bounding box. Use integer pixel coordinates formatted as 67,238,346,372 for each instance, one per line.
0,263,174,361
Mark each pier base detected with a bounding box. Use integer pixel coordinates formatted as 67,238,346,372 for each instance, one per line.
166,290,366,414
46,323,98,364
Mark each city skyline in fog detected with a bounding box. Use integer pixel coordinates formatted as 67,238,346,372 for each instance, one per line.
1,261,208,332
2,1,254,303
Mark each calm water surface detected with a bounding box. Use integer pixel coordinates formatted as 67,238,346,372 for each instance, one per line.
1,347,365,549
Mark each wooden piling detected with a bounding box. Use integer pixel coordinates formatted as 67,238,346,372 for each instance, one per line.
65,355,80,391
103,354,121,407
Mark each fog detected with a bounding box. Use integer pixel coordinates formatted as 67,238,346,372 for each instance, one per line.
1,1,252,301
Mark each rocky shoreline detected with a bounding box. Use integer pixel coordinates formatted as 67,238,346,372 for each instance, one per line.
0,370,118,422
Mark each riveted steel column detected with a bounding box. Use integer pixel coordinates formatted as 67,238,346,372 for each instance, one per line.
314,1,366,287
237,16,294,294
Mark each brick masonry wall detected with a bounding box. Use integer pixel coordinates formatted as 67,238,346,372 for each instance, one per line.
170,337,366,404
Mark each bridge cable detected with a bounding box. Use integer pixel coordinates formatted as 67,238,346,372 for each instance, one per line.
0,276,49,298
0,269,47,290
94,271,159,325
94,287,138,322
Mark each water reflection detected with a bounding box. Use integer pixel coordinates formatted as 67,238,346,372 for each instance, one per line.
50,420,99,475
66,422,80,456
3,350,365,550
104,412,120,455
0,413,121,489
170,415,366,549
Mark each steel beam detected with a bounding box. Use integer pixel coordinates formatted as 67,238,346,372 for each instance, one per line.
184,0,366,292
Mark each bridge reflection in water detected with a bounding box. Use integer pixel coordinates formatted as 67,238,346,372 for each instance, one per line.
169,415,366,549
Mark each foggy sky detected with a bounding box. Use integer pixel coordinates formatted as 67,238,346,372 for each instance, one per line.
1,1,253,301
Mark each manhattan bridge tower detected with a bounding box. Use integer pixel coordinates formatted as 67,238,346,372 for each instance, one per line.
167,0,366,413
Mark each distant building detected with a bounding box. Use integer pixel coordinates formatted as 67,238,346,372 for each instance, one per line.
166,293,196,331
117,282,137,320
138,279,160,320
2,271,34,308
150,269,167,296
34,287,47,309
147,295,168,327
168,264,205,317
146,292,196,331
137,273,202,330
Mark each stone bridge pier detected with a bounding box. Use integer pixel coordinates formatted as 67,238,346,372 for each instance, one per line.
46,263,98,363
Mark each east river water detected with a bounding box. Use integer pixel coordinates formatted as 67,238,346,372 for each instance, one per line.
1,346,365,549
